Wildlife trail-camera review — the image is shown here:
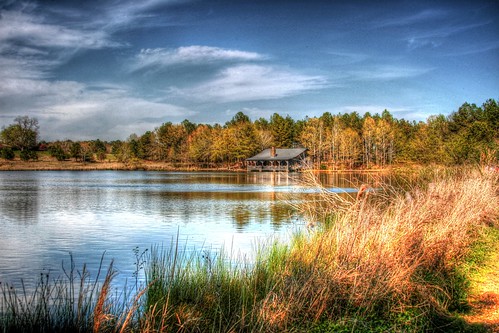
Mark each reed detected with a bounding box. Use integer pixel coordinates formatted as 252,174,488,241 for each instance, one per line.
258,167,499,331
0,254,130,333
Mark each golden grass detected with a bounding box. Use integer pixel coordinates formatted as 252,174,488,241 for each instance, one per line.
261,167,499,330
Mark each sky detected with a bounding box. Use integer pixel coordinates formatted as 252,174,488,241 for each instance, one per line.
0,0,498,141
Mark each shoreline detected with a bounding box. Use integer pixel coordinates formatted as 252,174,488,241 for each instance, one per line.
0,159,393,173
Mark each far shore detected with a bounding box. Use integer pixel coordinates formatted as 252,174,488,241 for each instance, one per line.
0,157,394,173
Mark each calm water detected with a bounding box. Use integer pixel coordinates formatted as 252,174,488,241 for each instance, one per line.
0,171,367,288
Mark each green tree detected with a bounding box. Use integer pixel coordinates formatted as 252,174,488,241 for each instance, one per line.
226,111,251,127
48,143,68,161
446,101,498,164
1,116,39,153
340,112,363,134
270,113,295,148
410,115,452,164
482,99,499,133
374,117,395,166
181,119,197,136
138,131,157,160
228,122,261,162
90,139,107,161
70,142,83,161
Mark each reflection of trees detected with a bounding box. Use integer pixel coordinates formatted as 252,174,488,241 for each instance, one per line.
1,191,39,223
270,203,294,227
231,205,251,230
315,172,389,190
230,202,295,231
0,179,39,224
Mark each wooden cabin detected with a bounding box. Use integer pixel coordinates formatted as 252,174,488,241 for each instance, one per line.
246,147,307,172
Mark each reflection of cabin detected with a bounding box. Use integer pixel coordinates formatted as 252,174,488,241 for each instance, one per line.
246,147,307,172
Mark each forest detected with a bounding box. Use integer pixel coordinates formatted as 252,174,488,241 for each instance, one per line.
1,98,498,169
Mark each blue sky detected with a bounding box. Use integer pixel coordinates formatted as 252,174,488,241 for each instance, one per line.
0,0,498,141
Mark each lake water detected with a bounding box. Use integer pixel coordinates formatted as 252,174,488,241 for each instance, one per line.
0,171,367,289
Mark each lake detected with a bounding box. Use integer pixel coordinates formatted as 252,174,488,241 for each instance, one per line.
0,171,367,289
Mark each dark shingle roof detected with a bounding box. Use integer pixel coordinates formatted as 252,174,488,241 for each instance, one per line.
246,148,307,161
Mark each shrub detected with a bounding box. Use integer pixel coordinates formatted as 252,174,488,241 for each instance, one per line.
19,149,38,161
0,147,15,160
48,146,68,161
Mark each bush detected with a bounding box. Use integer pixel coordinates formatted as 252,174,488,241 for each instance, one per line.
48,146,68,161
19,149,38,161
0,147,15,160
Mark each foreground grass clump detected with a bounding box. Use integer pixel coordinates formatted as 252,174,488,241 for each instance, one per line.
1,167,498,332
0,255,135,333
279,168,499,331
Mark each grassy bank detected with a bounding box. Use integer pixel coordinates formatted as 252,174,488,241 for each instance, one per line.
1,167,498,332
0,156,232,171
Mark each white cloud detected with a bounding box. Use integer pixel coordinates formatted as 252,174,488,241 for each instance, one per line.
327,51,369,64
0,10,120,49
337,105,432,121
173,64,327,103
376,9,449,28
348,64,432,81
43,94,195,140
407,38,442,50
131,46,266,71
0,75,195,140
404,21,491,52
225,107,279,120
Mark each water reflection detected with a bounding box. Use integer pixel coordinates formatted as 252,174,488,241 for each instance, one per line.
0,176,39,223
0,171,374,290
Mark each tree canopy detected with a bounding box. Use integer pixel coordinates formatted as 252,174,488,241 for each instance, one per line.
2,99,498,168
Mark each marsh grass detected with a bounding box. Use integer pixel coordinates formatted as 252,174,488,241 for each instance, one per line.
1,167,498,332
0,254,141,333
273,167,499,331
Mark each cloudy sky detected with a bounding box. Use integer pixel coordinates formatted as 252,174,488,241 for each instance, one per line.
0,0,498,141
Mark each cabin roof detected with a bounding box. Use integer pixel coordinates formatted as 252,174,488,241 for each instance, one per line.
246,148,307,161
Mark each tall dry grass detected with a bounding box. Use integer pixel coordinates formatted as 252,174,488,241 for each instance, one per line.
259,167,499,330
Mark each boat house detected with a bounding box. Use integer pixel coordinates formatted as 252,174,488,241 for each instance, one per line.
246,147,307,172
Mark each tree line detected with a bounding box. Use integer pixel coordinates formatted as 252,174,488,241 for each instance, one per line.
1,99,498,168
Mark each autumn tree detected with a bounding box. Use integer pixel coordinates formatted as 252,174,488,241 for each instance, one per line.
299,117,325,169
211,125,231,165
374,111,395,166
156,122,188,162
188,125,214,163
324,115,342,166
362,115,376,168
